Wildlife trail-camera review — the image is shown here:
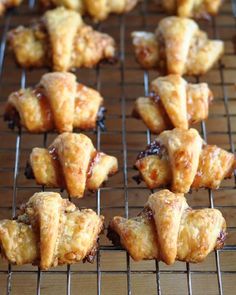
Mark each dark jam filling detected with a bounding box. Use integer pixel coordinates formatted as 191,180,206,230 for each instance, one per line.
107,208,154,247
139,47,153,60
87,152,102,179
233,35,236,54
136,140,164,160
156,32,167,75
194,10,211,21
83,242,98,263
24,161,35,179
48,146,58,161
48,146,66,188
4,107,21,130
33,86,44,99
96,106,107,131
107,225,122,247
149,91,160,104
132,174,143,184
132,108,140,119
216,230,227,249
138,206,153,220
100,56,118,65
134,141,166,185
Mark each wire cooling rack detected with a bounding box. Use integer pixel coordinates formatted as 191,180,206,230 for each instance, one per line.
0,0,236,294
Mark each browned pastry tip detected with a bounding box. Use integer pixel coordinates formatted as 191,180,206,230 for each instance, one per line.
132,16,224,75
108,189,227,264
4,72,104,133
26,132,118,198
0,192,104,270
133,74,213,133
7,7,116,71
40,0,139,21
134,128,236,193
162,0,222,19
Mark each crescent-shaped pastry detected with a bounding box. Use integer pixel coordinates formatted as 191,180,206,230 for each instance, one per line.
132,16,224,75
4,72,104,133
134,128,236,193
25,132,118,198
133,74,213,133
162,0,222,19
40,0,138,21
0,0,22,16
0,192,104,270
108,189,226,264
7,7,116,71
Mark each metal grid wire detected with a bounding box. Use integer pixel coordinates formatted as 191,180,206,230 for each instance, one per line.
0,0,236,294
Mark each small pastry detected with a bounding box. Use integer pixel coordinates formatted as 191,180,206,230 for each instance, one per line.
7,7,116,71
162,0,222,19
0,0,22,16
0,192,104,270
25,132,118,198
40,0,138,21
132,16,224,75
4,72,104,133
134,128,236,193
133,74,213,133
108,189,226,264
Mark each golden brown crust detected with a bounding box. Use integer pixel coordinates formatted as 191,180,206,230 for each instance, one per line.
134,128,236,192
44,7,83,71
30,147,64,188
135,145,171,189
186,31,223,75
74,83,103,130
133,96,171,134
132,17,224,75
0,220,38,265
147,190,188,264
4,72,103,133
0,192,104,270
162,0,222,18
109,190,226,264
49,133,96,197
186,82,213,124
158,128,202,193
40,0,138,21
40,72,76,132
192,145,236,189
177,208,226,262
7,7,116,71
131,32,159,68
7,25,48,68
158,17,198,75
134,75,213,133
72,25,115,68
151,75,188,129
28,133,118,198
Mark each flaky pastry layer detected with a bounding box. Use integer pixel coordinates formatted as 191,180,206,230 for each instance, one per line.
4,72,103,133
132,16,224,75
0,192,104,270
41,0,138,21
27,133,118,198
8,7,116,71
134,128,236,193
162,0,222,19
133,74,213,133
108,190,226,264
